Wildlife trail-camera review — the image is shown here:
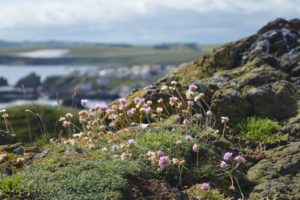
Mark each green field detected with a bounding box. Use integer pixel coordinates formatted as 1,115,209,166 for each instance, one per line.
0,42,216,66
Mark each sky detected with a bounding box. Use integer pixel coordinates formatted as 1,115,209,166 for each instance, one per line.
0,0,299,44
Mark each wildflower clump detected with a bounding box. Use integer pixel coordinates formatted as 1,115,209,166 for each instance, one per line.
14,82,247,199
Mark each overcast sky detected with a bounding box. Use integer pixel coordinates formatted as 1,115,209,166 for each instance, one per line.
0,0,299,44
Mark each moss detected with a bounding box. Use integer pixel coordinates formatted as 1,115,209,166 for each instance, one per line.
2,155,141,200
0,174,28,199
238,117,285,144
185,184,228,200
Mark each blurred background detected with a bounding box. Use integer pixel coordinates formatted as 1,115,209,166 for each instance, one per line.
0,0,298,108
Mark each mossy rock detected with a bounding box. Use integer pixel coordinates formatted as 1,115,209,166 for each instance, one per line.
247,141,300,199
242,80,297,120
211,88,252,124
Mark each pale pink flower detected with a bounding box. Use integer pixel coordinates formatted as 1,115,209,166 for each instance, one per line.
188,84,198,92
185,135,193,141
175,140,182,145
234,155,246,164
156,150,165,157
99,104,108,112
220,161,229,169
128,139,135,146
200,183,210,190
206,110,213,117
187,100,194,107
106,108,114,114
223,152,233,161
169,96,178,106
158,156,170,169
140,107,151,114
146,100,153,105
127,108,135,116
119,98,127,105
81,99,88,106
62,120,71,128
111,145,119,152
221,116,230,124
156,107,163,113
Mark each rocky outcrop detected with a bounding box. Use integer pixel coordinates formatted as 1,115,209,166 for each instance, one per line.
247,142,300,200
128,18,299,124
15,73,41,89
123,18,300,199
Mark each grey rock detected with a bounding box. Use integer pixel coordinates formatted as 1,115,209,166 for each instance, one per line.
0,131,17,145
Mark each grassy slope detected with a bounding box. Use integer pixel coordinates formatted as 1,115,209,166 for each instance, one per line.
0,105,78,144
0,43,216,66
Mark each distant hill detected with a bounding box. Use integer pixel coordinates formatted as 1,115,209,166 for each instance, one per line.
0,42,217,66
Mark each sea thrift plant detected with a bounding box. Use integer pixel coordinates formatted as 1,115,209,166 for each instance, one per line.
55,82,247,198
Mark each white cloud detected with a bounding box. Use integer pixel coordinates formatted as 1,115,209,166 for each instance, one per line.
0,0,299,29
0,0,298,43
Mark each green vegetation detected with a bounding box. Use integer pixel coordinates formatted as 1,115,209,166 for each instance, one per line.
0,43,216,66
0,105,78,144
0,79,290,199
0,174,23,195
185,185,227,200
0,155,141,200
238,117,286,144
130,130,193,158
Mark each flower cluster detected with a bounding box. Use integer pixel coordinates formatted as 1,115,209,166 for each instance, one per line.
220,152,246,169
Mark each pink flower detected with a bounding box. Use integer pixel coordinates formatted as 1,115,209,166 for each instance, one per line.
158,156,170,169
111,145,119,152
175,140,182,145
169,96,178,106
119,104,126,110
140,107,151,114
200,183,210,190
187,100,194,107
106,108,114,114
223,152,233,161
62,120,71,128
234,155,246,164
99,104,108,112
156,107,163,113
185,135,193,141
127,108,135,116
146,100,153,105
220,161,228,169
81,99,88,106
188,84,198,92
206,110,213,116
156,150,165,157
128,139,135,146
221,116,229,124
119,98,127,105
